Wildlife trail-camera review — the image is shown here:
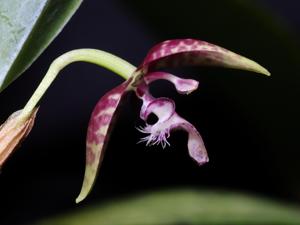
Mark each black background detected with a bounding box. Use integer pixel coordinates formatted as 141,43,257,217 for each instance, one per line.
0,0,300,224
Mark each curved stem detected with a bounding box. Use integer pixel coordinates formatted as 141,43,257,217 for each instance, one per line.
18,49,136,122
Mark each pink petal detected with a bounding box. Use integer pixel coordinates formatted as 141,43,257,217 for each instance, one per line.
138,95,208,165
177,120,209,165
144,72,199,94
76,80,131,203
141,97,175,122
136,72,199,121
138,39,270,76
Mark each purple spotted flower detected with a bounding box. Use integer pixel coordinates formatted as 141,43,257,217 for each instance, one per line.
76,39,270,202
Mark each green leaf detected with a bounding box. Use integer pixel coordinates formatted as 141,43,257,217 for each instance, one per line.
34,189,300,225
0,0,83,92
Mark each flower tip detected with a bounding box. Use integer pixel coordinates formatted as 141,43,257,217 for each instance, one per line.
75,165,94,203
261,68,271,76
75,195,85,204
176,79,199,95
0,108,38,167
237,56,270,76
195,155,209,166
251,62,270,76
189,143,209,166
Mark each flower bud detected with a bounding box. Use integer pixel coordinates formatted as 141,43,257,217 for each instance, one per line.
0,108,38,167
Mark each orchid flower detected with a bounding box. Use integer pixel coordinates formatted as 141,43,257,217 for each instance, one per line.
0,39,270,203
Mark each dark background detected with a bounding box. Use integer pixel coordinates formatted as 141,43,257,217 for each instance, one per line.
0,0,300,224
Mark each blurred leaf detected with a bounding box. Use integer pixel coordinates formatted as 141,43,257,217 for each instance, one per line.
34,189,300,225
0,0,83,92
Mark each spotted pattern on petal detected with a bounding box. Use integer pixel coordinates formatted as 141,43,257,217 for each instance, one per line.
139,39,270,76
76,80,131,203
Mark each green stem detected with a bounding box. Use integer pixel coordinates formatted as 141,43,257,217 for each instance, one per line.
18,49,136,122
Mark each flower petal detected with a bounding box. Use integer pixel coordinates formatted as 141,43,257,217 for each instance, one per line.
0,108,38,167
138,39,270,76
144,72,199,94
136,72,199,121
138,97,208,165
76,80,131,203
177,119,209,165
141,97,175,122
